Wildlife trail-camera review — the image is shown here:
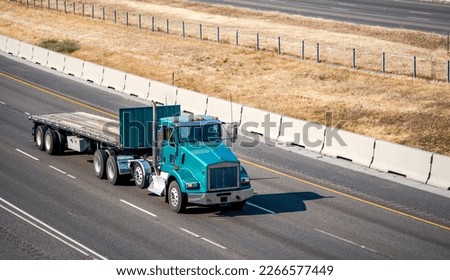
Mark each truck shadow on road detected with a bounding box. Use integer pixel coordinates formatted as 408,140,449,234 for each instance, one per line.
186,191,330,216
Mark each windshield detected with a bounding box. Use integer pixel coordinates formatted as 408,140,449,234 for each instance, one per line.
178,124,222,143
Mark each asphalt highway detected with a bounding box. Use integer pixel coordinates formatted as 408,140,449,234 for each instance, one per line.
196,0,450,34
0,54,449,259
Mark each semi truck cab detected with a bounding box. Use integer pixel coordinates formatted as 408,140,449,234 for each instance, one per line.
155,114,253,212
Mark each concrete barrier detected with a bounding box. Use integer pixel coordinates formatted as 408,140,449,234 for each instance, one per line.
148,80,177,105
206,96,242,123
321,129,376,167
46,50,66,72
63,56,84,78
81,61,104,84
31,46,49,66
123,74,151,99
176,88,208,114
5,37,20,56
18,42,34,61
101,67,126,91
427,154,450,190
278,116,325,153
240,106,282,141
0,35,7,52
371,140,432,183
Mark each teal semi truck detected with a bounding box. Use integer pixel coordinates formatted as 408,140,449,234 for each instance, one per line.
29,101,253,212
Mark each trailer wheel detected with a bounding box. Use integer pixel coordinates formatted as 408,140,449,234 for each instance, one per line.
93,149,108,179
168,180,187,213
106,155,120,185
44,129,60,155
133,163,148,189
55,130,66,153
35,125,47,151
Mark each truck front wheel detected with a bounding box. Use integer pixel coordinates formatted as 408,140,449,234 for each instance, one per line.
168,181,187,213
93,149,108,179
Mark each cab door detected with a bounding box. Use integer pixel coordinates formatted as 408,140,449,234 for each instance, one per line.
160,126,177,171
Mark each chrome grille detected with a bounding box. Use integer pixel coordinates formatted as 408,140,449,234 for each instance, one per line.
208,163,239,191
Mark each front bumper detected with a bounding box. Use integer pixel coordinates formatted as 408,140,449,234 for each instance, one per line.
187,188,253,205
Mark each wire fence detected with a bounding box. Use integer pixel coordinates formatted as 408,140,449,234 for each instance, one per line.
17,0,450,83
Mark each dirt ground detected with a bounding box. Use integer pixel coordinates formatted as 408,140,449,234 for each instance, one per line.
1,0,449,155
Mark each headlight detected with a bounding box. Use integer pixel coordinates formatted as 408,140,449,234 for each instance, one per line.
240,177,251,185
186,182,200,189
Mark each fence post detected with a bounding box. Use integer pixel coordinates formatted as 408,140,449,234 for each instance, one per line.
316,43,320,63
301,40,305,60
447,60,449,83
139,14,142,29
182,21,185,37
217,26,220,43
447,32,449,55
55,0,58,11
352,48,356,69
72,2,75,14
382,52,386,74
166,19,170,34
151,16,155,32
413,56,417,79
82,3,84,17
64,1,66,13
126,12,129,27
199,24,202,40
102,7,105,21
236,30,239,46
114,10,117,24
47,0,50,10
256,33,259,51
278,37,281,55
91,5,94,19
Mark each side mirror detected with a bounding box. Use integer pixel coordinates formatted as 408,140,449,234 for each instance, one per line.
222,122,239,144
231,123,238,143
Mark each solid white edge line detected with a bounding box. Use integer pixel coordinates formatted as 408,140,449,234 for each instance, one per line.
0,204,90,257
49,165,67,175
201,237,227,250
0,197,108,260
15,148,39,161
180,227,201,238
67,174,77,179
247,202,276,214
119,199,158,218
314,228,378,253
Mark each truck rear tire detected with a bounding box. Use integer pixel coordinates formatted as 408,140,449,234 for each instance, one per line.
93,149,108,179
44,129,60,155
106,155,120,185
168,180,187,213
35,125,46,151
133,163,148,189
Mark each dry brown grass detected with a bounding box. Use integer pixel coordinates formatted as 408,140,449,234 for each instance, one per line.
1,0,450,155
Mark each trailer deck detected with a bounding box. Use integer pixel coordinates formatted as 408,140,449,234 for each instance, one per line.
30,112,119,147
